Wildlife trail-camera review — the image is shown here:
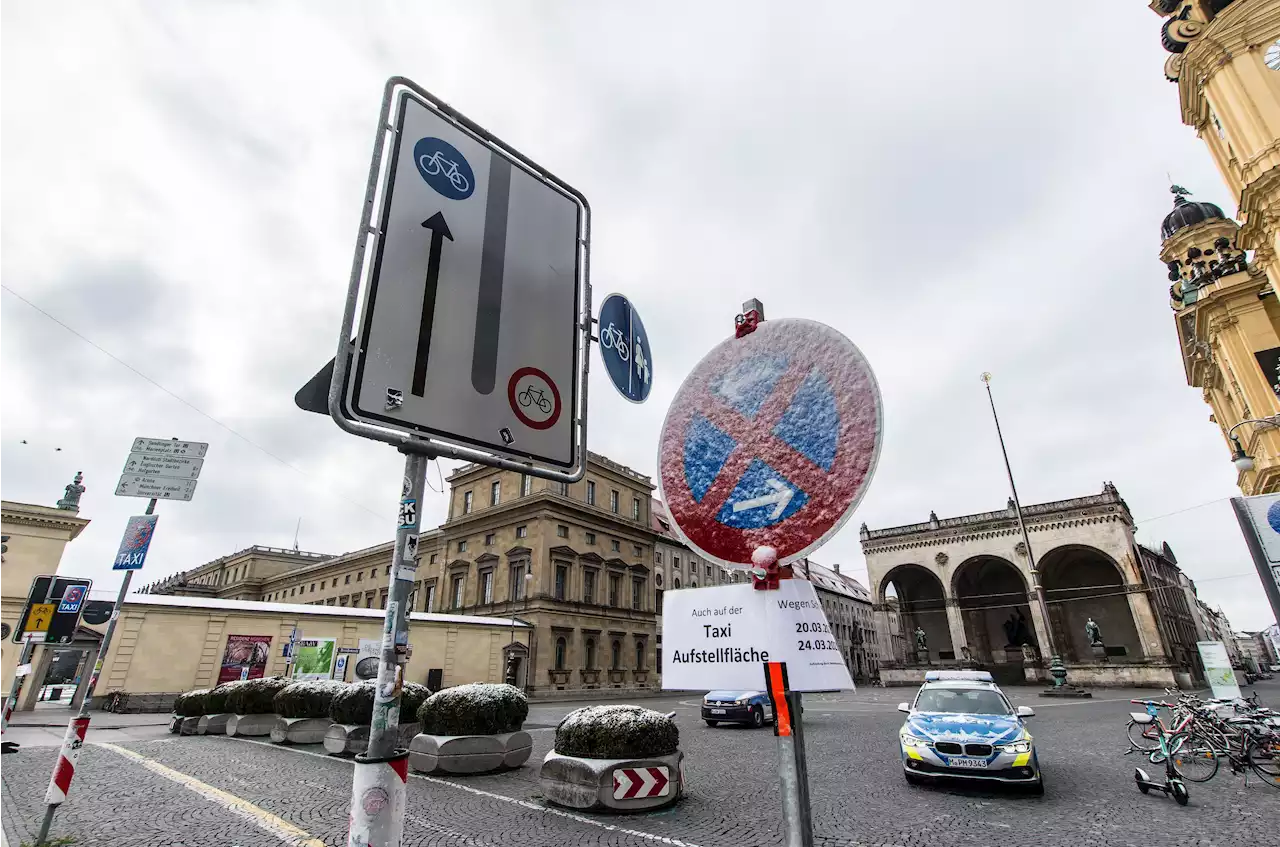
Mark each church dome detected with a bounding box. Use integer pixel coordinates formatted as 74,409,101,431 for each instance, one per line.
1161,194,1226,240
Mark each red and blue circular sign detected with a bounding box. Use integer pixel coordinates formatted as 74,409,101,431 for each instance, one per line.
658,318,883,568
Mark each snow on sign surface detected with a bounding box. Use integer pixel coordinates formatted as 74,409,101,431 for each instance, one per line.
658,318,882,567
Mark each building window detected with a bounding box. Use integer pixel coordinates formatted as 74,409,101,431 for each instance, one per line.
632,578,643,610
610,490,619,513
635,641,645,670
480,571,494,604
424,583,436,612
458,540,468,553
655,551,663,564
583,570,596,604
691,581,698,589
585,532,596,545
521,474,532,496
674,577,681,589
310,583,316,592
291,587,296,596
491,480,501,506
451,575,465,609
557,525,568,538
633,544,642,558
485,533,494,546
386,565,392,575
674,556,681,570
706,564,712,578
516,526,527,538
509,565,526,600
611,640,622,669
655,572,663,588
371,568,378,579
555,565,568,600
586,481,596,505
611,540,620,553
609,574,621,607
555,637,567,670
633,498,641,521
656,589,664,614
585,639,596,669
463,491,473,514
340,596,349,606
430,554,438,564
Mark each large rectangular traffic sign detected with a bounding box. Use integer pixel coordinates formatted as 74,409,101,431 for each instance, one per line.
122,452,203,479
131,438,208,458
13,575,94,644
335,78,588,474
115,475,197,501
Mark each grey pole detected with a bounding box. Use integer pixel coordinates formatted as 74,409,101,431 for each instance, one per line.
346,449,428,847
36,497,154,847
1230,497,1280,628
980,374,1065,683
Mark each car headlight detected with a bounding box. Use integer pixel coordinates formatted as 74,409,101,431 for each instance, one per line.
900,734,930,748
735,697,751,705
998,740,1032,754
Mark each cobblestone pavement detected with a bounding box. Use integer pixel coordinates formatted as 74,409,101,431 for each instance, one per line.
3,682,1278,847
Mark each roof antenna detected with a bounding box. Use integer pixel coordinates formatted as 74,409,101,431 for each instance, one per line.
293,517,302,553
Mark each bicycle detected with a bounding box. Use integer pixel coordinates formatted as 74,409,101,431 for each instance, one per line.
518,386,552,414
1130,700,1191,805
418,150,470,193
600,322,629,362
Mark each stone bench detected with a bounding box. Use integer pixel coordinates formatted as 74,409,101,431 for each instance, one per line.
324,722,422,756
269,717,332,745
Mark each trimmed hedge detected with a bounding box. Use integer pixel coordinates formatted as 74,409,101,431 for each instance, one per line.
274,680,350,719
417,683,527,736
204,680,249,715
225,677,292,715
173,689,210,717
554,705,678,759
330,680,432,725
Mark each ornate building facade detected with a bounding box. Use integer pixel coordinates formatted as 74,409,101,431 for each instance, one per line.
1153,0,1280,493
861,484,1188,688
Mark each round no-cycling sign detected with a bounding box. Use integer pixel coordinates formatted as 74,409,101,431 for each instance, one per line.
658,318,882,567
508,367,562,430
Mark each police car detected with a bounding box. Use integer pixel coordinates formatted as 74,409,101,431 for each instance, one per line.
702,691,773,728
897,670,1043,793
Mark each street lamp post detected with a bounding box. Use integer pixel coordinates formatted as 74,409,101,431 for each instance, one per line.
980,374,1068,688
523,571,534,694
1226,415,1280,474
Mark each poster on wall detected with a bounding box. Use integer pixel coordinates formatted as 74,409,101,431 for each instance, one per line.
219,635,272,684
354,638,381,681
1196,640,1242,701
292,638,337,680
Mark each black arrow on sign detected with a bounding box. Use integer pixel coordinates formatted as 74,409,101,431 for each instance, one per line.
413,212,454,397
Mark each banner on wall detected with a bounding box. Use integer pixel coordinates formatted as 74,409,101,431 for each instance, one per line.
219,635,272,684
292,638,337,680
354,638,381,681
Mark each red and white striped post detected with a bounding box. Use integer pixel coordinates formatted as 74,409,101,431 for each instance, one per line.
43,717,90,806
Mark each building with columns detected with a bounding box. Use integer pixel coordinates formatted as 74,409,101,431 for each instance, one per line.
861,484,1180,688
1151,0,1280,493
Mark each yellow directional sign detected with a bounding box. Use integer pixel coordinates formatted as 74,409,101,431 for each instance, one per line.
27,603,55,633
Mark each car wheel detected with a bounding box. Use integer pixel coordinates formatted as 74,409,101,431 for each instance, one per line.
904,771,926,786
705,720,718,727
752,707,765,728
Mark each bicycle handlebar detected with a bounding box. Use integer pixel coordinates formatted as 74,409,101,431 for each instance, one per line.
1130,700,1175,708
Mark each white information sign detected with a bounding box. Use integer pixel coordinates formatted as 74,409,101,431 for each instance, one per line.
1196,640,1242,701
1240,493,1280,564
115,475,197,502
122,452,204,479
661,581,855,692
131,438,208,458
339,82,588,473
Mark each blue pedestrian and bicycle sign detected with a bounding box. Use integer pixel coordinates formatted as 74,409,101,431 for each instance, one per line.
658,318,882,566
597,293,653,404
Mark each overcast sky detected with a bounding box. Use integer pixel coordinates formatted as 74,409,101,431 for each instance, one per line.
3,2,1275,631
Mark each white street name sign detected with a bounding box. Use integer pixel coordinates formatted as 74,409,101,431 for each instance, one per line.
122,452,204,479
115,475,198,502
661,581,855,692
131,438,209,458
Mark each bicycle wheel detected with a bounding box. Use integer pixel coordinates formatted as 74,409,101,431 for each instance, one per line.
1247,737,1280,789
1170,735,1219,783
1127,720,1160,753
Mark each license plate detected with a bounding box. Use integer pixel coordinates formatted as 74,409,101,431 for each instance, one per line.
949,758,989,769
710,708,726,715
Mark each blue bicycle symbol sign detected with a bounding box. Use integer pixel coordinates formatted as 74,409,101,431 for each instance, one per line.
413,137,475,201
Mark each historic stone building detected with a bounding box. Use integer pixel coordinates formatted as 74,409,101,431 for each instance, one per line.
1152,0,1280,494
861,484,1182,688
147,453,662,698
791,559,881,683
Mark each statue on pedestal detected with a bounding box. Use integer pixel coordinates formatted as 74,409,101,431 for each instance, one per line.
1085,618,1103,646
1002,611,1033,647
914,626,928,663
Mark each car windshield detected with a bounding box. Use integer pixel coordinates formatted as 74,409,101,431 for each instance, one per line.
914,687,1011,716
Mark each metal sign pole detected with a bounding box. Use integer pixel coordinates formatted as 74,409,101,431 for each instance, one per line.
2,640,36,735
35,497,155,847
764,661,814,847
1230,497,1280,627
346,450,427,847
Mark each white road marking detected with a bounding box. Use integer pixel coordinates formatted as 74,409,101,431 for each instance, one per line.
220,736,706,847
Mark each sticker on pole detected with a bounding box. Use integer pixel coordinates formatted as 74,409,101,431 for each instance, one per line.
658,318,882,567
507,367,561,430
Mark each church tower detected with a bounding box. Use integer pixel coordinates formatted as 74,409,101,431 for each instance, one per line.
1153,0,1280,493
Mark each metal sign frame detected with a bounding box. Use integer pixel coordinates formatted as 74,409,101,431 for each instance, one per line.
329,76,593,481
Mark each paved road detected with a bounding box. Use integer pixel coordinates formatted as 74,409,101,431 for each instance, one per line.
3,682,1278,847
